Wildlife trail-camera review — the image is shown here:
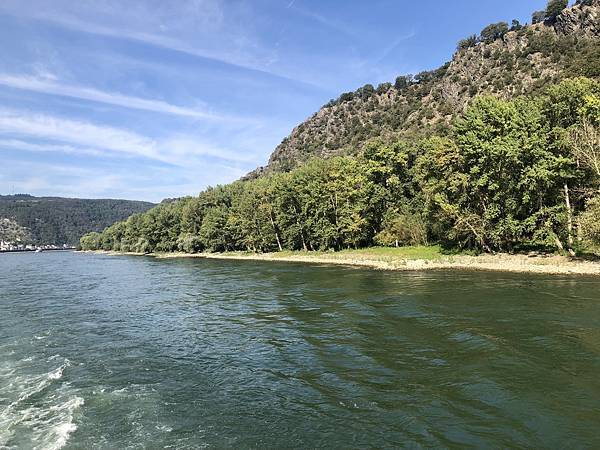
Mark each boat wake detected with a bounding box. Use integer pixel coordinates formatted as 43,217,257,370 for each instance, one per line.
0,355,83,449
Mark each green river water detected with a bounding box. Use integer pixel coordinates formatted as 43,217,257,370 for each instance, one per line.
1,251,599,448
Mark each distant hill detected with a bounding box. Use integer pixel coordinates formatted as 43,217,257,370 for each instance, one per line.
0,195,155,245
247,0,600,177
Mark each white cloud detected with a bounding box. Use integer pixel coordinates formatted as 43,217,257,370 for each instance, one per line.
0,109,162,160
0,138,105,157
0,0,314,86
0,109,255,165
0,73,227,120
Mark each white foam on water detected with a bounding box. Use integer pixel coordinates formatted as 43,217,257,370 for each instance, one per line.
47,364,66,381
0,357,83,450
155,424,173,433
34,396,84,450
111,387,128,394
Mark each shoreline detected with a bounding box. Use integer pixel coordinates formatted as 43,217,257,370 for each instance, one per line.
80,249,600,276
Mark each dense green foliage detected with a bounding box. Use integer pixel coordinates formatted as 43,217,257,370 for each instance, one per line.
479,22,509,44
545,0,569,22
0,195,155,245
83,79,600,256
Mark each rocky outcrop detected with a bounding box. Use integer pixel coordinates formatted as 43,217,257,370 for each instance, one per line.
555,0,599,37
245,0,600,178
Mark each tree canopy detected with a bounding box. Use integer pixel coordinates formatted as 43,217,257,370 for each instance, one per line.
82,79,600,257
545,0,569,22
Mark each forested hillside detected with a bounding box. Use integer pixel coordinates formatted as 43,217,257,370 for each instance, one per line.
247,0,599,176
81,0,600,257
82,77,600,255
0,195,154,245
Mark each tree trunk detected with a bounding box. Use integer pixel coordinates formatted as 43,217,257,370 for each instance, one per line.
465,220,493,253
269,210,283,252
564,183,576,257
292,204,308,251
299,230,307,251
553,235,565,252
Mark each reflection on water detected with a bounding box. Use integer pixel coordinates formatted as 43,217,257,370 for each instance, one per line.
1,252,600,448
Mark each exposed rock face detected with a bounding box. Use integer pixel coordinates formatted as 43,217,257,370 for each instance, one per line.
555,0,599,37
245,0,600,179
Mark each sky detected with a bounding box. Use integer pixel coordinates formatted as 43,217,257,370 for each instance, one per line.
0,0,548,202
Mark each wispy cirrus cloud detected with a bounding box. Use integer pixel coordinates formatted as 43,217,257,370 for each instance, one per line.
0,73,232,120
0,108,162,161
0,138,105,157
0,109,255,166
0,0,321,88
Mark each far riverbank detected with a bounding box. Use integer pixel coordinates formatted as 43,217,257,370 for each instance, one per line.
81,246,600,276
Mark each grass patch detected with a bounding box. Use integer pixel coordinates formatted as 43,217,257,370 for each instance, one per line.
252,245,445,261
333,245,444,260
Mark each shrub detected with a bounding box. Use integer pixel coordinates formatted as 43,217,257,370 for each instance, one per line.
375,211,428,247
479,22,509,43
580,197,600,247
457,35,477,52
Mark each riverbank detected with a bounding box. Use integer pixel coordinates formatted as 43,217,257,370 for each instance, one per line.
82,246,600,275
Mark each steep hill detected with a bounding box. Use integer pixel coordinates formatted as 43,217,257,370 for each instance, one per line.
80,0,600,257
248,0,600,176
0,195,155,245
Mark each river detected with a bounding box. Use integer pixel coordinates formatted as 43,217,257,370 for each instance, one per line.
1,251,599,448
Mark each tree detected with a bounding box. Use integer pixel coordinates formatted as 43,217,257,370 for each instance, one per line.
545,0,569,22
81,78,600,257
376,82,392,94
417,97,566,252
569,119,600,177
542,77,600,130
394,75,413,91
357,84,375,99
541,78,600,253
361,139,415,236
479,22,509,44
457,35,477,52
199,206,233,252
80,232,102,250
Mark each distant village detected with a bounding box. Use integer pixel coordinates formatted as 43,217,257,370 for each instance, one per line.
0,240,75,252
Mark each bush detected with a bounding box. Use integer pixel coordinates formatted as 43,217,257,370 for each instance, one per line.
580,197,600,247
375,211,428,247
394,75,413,91
177,233,204,253
457,35,477,52
479,22,509,43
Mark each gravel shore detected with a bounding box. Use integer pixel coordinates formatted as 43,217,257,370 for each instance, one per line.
84,250,600,275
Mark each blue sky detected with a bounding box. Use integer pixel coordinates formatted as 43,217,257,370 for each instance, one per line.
0,0,548,202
